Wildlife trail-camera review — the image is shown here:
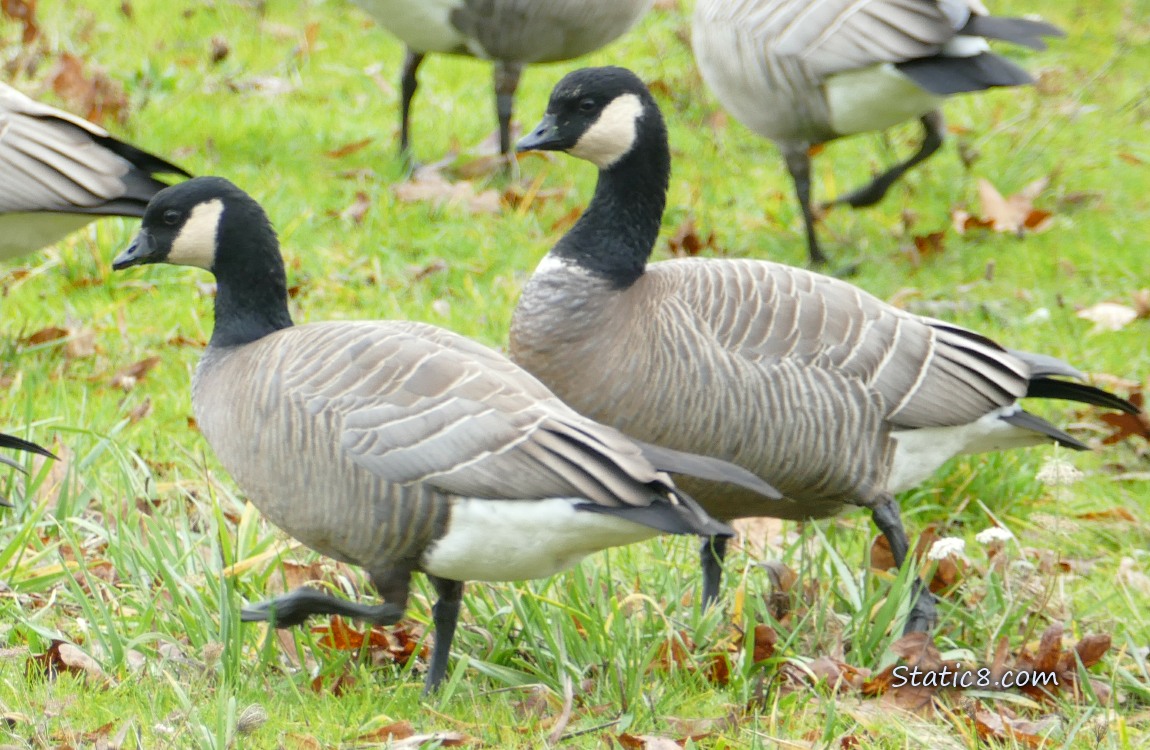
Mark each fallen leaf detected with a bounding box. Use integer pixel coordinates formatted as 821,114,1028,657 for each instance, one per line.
973,709,1060,748
355,721,414,742
51,53,128,125
616,734,684,749
1075,507,1137,522
110,356,161,391
1077,302,1139,332
20,326,69,346
666,217,716,257
1,0,39,43
27,640,109,685
394,170,501,214
907,231,946,264
1100,391,1149,444
953,177,1053,235
340,191,371,225
325,138,374,159
209,35,230,64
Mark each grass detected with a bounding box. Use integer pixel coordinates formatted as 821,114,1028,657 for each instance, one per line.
1,0,1148,746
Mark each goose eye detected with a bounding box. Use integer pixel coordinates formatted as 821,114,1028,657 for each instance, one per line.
162,209,181,226
578,98,596,113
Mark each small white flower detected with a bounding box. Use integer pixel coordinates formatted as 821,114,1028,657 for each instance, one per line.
1036,457,1085,486
927,537,966,561
975,526,1014,545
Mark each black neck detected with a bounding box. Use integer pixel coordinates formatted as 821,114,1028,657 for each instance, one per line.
551,117,670,289
208,211,294,348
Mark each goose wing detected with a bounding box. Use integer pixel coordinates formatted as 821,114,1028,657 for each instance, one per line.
655,258,1029,429
0,83,185,215
283,321,711,515
701,0,963,77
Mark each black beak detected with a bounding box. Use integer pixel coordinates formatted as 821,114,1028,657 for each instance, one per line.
516,113,563,153
113,229,158,270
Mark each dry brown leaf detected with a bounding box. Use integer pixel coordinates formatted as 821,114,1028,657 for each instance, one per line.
388,732,471,748
341,191,371,225
309,667,357,697
21,326,69,346
51,54,128,125
752,624,778,663
64,327,97,360
973,709,1060,748
2,0,40,44
394,171,501,214
1100,391,1149,444
355,721,414,742
907,231,946,264
1131,289,1150,318
1077,302,1139,332
325,138,374,159
27,640,108,685
209,36,230,64
110,356,161,391
283,733,324,750
1075,507,1137,522
126,398,152,424
616,734,684,749
666,217,716,258
979,177,1053,233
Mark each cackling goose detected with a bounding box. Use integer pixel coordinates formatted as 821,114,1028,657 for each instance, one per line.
349,0,653,157
0,82,190,261
112,176,783,692
511,67,1137,633
691,0,1063,265
0,431,56,506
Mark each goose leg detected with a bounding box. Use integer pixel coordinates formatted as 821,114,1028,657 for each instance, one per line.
870,496,936,634
424,576,464,694
399,48,426,161
829,110,945,209
494,61,524,158
781,143,828,267
241,587,404,628
700,535,728,608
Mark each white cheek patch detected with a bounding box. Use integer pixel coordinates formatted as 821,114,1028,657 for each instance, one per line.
167,199,224,270
569,93,643,169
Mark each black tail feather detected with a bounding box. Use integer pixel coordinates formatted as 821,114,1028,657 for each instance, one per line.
1027,378,1140,415
960,16,1065,51
0,432,56,459
1002,410,1089,451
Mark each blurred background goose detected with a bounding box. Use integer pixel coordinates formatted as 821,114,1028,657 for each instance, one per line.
0,82,190,262
112,176,782,692
512,67,1137,631
0,431,56,506
691,0,1063,265
349,0,653,158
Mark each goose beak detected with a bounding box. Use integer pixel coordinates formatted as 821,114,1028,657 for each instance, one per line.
113,229,158,270
516,113,562,152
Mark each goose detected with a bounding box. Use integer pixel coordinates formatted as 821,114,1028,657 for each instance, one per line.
0,82,190,261
111,176,783,692
348,0,653,158
691,0,1064,265
510,67,1138,633
0,431,56,506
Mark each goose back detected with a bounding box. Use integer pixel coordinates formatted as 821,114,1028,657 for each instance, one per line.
512,257,1035,519
352,0,653,62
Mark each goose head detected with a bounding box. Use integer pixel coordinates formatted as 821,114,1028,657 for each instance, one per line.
113,176,276,274
517,66,662,170
113,176,291,347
